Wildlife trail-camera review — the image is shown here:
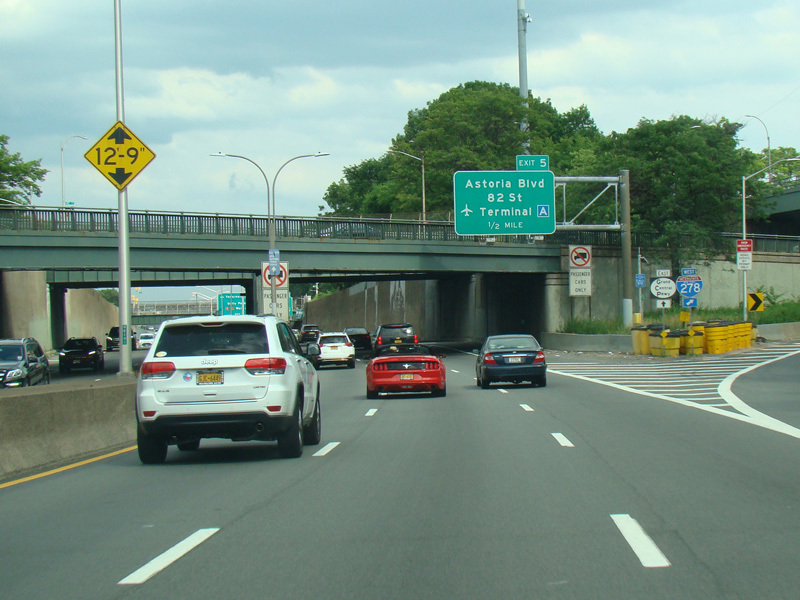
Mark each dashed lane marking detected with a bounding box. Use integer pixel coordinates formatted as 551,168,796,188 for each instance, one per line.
119,528,220,585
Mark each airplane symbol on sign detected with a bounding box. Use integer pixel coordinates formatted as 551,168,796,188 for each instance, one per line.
461,205,473,217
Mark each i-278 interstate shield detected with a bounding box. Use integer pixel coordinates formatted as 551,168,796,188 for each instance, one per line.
453,171,555,235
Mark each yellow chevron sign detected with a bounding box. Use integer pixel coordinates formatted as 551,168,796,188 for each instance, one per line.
747,292,764,312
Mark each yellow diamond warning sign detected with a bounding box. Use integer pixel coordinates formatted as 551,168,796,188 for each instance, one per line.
85,121,155,190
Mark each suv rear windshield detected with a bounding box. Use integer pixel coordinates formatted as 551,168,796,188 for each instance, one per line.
64,339,96,350
154,323,269,357
379,325,415,339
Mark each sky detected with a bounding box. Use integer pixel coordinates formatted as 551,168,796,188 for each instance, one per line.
2,0,799,300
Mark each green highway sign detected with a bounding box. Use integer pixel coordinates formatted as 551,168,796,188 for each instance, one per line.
516,155,549,171
453,170,556,235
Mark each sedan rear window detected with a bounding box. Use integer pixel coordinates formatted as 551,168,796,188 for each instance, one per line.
487,337,539,351
154,323,269,357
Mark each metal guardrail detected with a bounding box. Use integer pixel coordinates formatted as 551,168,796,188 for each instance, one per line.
1,206,799,252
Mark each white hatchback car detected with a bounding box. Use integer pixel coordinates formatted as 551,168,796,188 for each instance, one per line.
316,332,356,368
135,315,322,463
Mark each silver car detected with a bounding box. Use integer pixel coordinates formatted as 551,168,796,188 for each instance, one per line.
135,315,321,463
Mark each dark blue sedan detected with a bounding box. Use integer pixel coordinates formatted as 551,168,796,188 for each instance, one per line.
475,334,547,388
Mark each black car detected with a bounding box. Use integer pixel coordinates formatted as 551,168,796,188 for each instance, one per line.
373,323,417,356
475,334,547,388
299,324,321,343
58,337,105,373
106,326,137,351
343,326,372,356
0,337,50,388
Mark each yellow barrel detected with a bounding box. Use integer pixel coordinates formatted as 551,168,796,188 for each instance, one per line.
631,325,649,355
680,329,704,355
650,330,680,357
663,331,681,357
690,322,707,352
704,323,727,354
743,321,753,348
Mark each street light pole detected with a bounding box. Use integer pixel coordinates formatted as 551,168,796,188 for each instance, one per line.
740,156,800,320
60,135,86,208
745,115,771,182
388,149,426,221
212,152,328,314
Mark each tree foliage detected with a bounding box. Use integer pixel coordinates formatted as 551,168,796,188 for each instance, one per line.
321,81,779,269
0,135,48,206
322,81,601,218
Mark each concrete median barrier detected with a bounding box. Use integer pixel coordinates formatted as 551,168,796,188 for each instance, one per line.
0,378,137,482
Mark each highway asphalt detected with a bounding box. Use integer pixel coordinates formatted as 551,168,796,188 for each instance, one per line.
2,345,799,599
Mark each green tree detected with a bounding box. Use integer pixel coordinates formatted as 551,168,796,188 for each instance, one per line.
0,135,48,206
97,288,119,306
322,81,602,217
595,116,760,270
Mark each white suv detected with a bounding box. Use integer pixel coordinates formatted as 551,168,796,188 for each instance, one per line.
135,315,322,464
316,332,356,368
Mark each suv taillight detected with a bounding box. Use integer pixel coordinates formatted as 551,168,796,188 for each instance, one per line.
245,357,287,375
376,336,383,346
413,334,418,344
141,361,176,379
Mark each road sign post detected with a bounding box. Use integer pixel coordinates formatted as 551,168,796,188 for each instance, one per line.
453,171,555,235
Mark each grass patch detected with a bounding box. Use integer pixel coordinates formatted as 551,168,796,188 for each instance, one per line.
559,300,800,334
559,318,629,335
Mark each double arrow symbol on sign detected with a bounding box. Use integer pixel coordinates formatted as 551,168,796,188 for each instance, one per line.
107,127,133,186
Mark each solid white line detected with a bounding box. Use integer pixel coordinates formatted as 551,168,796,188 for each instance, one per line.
365,408,378,417
313,442,341,456
610,514,671,568
119,528,219,585
551,433,574,447
520,404,535,412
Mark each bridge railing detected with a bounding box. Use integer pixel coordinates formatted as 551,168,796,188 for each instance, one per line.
2,206,798,252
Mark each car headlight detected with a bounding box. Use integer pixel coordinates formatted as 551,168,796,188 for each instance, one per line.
5,368,23,380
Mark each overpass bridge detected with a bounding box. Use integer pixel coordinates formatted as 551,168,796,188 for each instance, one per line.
3,207,799,345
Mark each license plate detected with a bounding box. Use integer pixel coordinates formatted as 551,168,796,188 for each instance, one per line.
400,373,414,380
329,345,339,350
393,338,403,343
197,370,223,385
507,356,523,364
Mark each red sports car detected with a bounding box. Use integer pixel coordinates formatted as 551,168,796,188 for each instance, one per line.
365,345,446,399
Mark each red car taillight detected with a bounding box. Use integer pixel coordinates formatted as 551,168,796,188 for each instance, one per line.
140,361,175,379
245,357,287,375
482,353,497,365
534,351,545,363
